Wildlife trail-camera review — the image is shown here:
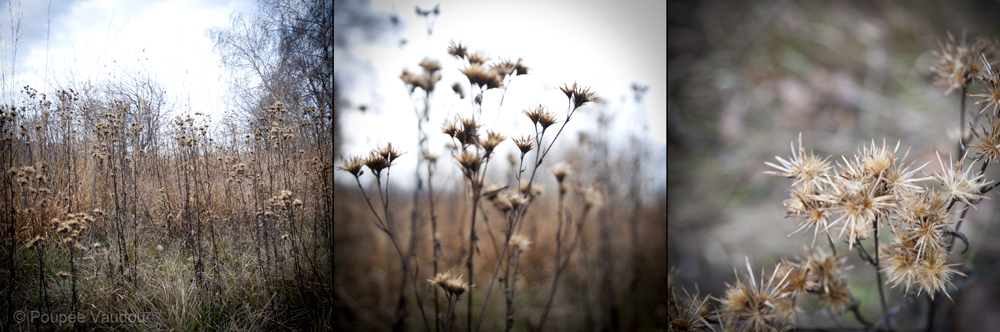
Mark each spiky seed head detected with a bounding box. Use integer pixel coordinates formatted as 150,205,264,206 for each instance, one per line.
558,82,576,99
292,199,303,207
512,136,534,155
506,192,526,209
481,130,506,156
521,104,544,125
570,84,601,109
447,40,468,59
442,121,458,138
377,143,404,163
537,110,558,130
492,191,514,212
429,271,469,296
455,150,482,173
466,51,490,65
550,161,572,184
460,63,501,89
337,155,366,177
363,152,391,177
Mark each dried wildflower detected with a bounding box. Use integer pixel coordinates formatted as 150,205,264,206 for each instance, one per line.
576,183,604,207
456,116,481,146
376,143,404,163
816,278,850,316
292,199,303,207
783,187,832,246
719,258,793,331
506,192,526,209
466,51,490,65
537,110,558,130
777,258,814,300
447,40,468,59
512,135,534,155
930,151,989,207
363,152,392,177
419,57,441,74
804,248,851,295
764,133,832,189
519,181,544,197
455,150,482,173
56,271,70,278
509,234,531,252
972,54,1000,115
442,120,458,138
156,245,164,252
460,64,502,89
970,113,1000,163
480,130,506,157
337,156,365,177
492,58,517,80
550,161,572,183
930,31,994,95
667,286,712,331
558,82,601,109
815,165,895,250
429,271,469,296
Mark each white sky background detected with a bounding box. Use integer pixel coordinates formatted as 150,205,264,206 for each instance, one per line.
337,0,667,192
0,0,255,124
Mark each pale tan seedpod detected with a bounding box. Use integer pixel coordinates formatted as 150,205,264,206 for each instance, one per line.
512,136,534,155
509,234,531,252
550,161,572,184
156,245,164,252
56,271,70,278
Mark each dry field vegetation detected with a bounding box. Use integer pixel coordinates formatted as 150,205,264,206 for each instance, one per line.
0,0,333,331
332,33,668,330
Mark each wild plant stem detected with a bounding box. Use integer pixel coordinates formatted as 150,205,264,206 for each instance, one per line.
873,217,889,329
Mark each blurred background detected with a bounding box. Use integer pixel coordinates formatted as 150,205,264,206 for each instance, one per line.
669,0,1000,329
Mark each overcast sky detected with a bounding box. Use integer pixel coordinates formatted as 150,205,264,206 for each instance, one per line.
0,0,254,122
336,0,667,191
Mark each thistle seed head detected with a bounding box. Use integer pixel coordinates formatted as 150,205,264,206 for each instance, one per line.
447,40,468,59
512,135,534,155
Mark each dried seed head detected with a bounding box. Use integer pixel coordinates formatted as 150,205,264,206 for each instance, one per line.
292,199,303,207
972,53,1000,115
337,155,366,177
452,82,465,99
57,271,70,278
455,150,482,173
930,31,995,95
550,161,572,183
522,105,543,125
447,40,468,59
25,235,45,249
419,58,442,74
537,110,558,130
466,51,490,65
480,130,506,156
576,183,604,207
156,245,164,252
442,121,458,138
363,152,392,177
512,135,534,155
460,64,502,89
930,151,989,207
376,143,404,163
429,271,469,296
509,234,531,252
506,192,526,209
